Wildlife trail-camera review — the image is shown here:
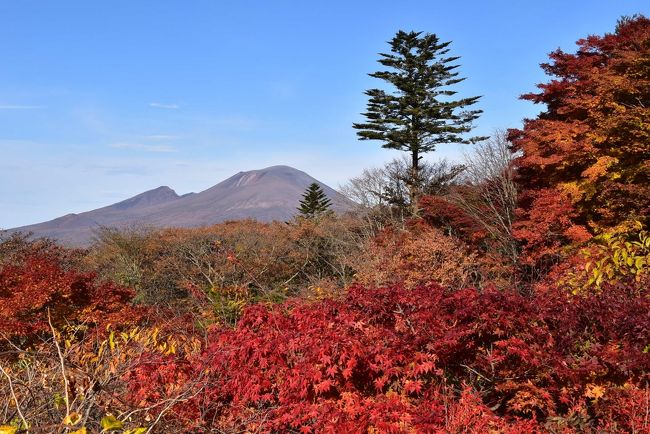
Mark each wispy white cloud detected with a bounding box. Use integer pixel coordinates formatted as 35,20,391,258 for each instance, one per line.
0,104,46,110
149,102,179,109
109,142,176,153
145,134,179,140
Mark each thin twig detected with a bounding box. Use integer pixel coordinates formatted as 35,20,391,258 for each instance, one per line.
459,364,492,383
145,388,201,434
0,364,28,430
48,308,71,420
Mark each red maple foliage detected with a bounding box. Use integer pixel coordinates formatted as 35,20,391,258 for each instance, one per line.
420,195,485,245
127,277,649,432
0,246,141,344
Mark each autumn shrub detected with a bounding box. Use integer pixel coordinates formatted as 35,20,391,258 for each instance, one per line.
2,229,648,432
351,226,476,290
555,224,649,296
86,222,291,305
289,214,361,289
0,316,201,433
84,226,185,304
121,277,649,432
0,231,85,271
0,238,165,432
421,195,521,290
85,217,362,324
0,240,141,347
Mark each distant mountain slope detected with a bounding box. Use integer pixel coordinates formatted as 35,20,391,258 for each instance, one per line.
9,166,352,246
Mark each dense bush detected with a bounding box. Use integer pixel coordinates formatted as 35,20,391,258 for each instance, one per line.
124,273,648,432
0,235,141,346
85,217,362,320
350,226,477,290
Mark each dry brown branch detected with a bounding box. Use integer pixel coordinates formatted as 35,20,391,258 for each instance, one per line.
47,309,70,421
0,363,28,430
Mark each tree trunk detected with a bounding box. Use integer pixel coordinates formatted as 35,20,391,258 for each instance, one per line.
410,148,420,216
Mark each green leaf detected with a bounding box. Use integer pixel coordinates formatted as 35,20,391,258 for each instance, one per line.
53,392,66,409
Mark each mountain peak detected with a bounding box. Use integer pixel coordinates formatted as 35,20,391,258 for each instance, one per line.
235,165,303,176
10,165,353,246
259,165,299,171
220,165,308,189
110,185,180,210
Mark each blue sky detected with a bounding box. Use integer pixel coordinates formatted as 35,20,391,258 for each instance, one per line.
1,1,647,228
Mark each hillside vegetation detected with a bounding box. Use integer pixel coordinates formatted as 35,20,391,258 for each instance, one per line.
0,16,649,433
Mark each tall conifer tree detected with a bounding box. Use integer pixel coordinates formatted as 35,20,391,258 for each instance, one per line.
354,30,485,214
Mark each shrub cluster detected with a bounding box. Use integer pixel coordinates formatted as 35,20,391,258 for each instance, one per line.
128,273,648,432
1,15,648,434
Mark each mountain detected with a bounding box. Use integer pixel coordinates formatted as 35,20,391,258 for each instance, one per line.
9,165,352,246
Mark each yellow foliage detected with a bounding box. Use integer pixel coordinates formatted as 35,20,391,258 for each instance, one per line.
566,223,649,294
63,412,82,426
92,325,201,361
101,414,123,430
123,429,148,434
558,181,585,203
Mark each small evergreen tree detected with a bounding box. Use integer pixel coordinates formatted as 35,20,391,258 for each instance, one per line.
353,30,485,214
298,183,332,218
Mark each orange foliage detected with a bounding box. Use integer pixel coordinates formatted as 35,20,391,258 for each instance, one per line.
510,16,650,265
351,226,476,290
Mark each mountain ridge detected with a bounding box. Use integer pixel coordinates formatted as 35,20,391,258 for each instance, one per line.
8,165,352,246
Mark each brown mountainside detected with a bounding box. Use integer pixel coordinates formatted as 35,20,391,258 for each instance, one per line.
10,165,352,245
